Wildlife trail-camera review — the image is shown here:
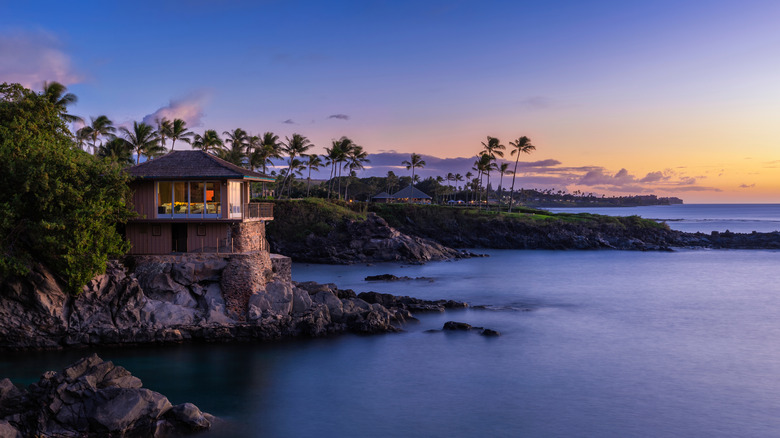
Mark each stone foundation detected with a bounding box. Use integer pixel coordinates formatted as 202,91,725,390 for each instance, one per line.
220,252,272,321
270,254,292,283
228,221,268,253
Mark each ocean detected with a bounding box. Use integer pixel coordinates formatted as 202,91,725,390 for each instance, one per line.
2,205,780,437
547,203,780,233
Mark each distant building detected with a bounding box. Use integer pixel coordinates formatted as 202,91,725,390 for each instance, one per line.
371,186,432,204
371,192,393,203
125,150,275,255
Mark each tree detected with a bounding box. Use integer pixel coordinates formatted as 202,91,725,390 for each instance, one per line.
325,138,350,199
249,132,281,174
0,83,132,294
219,128,249,166
192,129,223,153
343,145,369,201
249,132,281,197
120,121,161,164
96,137,134,165
401,153,426,204
40,81,82,124
156,117,173,152
304,154,324,197
508,136,536,212
279,133,313,198
169,118,194,150
498,162,511,206
480,136,504,210
85,115,116,154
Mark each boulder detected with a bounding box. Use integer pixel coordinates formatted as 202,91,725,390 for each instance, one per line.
1,354,211,437
443,321,473,331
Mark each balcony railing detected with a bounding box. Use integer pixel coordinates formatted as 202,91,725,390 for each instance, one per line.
245,202,273,220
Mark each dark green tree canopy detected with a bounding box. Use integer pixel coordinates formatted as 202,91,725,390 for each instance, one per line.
0,83,133,294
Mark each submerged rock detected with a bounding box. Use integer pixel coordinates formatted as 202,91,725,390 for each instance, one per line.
0,354,212,437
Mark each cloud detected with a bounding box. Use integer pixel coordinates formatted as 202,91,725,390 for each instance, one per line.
639,171,669,183
282,119,295,124
517,96,553,110
328,114,350,120
0,29,82,88
141,92,209,127
739,183,756,189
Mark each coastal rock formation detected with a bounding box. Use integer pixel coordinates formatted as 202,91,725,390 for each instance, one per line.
0,255,466,351
0,354,212,437
269,212,474,263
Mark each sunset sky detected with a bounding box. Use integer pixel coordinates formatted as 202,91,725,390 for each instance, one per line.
2,0,779,202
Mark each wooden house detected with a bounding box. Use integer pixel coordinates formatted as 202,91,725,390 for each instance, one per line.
125,150,275,255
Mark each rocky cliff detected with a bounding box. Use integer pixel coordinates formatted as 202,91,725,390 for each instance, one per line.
0,253,462,351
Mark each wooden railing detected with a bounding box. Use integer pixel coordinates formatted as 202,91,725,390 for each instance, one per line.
245,202,273,220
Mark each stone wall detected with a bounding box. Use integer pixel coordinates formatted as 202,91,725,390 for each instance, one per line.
220,252,272,321
228,221,268,253
270,254,292,283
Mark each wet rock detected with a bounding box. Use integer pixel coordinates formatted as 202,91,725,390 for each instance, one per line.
443,321,473,331
481,329,501,337
0,354,211,437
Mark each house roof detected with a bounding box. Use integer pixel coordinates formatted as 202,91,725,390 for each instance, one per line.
371,191,393,199
391,185,431,199
127,150,274,182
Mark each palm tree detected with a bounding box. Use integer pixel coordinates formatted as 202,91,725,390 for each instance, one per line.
498,162,511,207
220,128,249,166
192,130,224,154
156,118,173,152
473,153,493,208
120,122,161,164
304,154,324,197
455,173,464,201
279,133,313,197
169,118,194,150
343,145,369,201
249,132,281,174
75,126,91,152
480,136,505,209
84,115,116,154
508,136,536,212
248,132,282,197
325,137,352,199
41,81,82,123
401,153,426,204
464,171,473,203
97,137,134,165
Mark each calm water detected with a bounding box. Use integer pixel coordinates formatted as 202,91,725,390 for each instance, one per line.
547,203,780,233
3,247,780,437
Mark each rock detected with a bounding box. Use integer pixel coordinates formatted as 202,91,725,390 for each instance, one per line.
443,321,473,331
1,354,211,437
365,274,407,281
0,253,464,350
164,402,211,431
481,329,501,337
0,420,21,438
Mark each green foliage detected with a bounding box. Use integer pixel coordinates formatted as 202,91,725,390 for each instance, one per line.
267,198,365,242
0,83,133,294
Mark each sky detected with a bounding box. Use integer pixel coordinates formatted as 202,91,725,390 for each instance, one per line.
2,0,779,202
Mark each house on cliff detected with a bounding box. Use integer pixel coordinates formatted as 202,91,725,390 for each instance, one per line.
125,150,275,255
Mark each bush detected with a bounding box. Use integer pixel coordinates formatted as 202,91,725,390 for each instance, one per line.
0,83,133,294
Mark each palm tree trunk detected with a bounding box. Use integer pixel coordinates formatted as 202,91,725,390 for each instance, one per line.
509,155,520,213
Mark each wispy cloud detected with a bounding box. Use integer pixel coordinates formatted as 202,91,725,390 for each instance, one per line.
328,114,350,120
142,92,209,127
739,183,756,189
517,96,554,110
0,29,82,88
282,119,295,124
